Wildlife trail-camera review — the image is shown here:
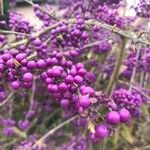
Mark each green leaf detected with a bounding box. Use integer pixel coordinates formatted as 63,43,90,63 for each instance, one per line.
142,105,149,116
121,125,134,144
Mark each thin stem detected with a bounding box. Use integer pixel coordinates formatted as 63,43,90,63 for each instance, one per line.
32,115,78,149
144,73,149,88
26,77,36,119
0,30,29,36
129,47,141,92
81,41,101,50
88,140,93,150
27,51,37,60
140,72,144,87
0,91,14,107
0,0,3,15
95,44,118,89
105,37,127,94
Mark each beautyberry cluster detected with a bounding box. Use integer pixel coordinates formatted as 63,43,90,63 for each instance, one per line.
113,88,143,117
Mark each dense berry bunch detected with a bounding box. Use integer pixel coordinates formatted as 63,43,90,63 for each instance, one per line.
0,51,34,90
93,41,112,54
50,17,88,48
94,5,126,29
9,12,33,33
34,4,55,27
135,0,150,18
42,62,98,115
113,88,143,117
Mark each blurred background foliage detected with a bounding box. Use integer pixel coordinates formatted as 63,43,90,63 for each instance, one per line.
0,0,150,150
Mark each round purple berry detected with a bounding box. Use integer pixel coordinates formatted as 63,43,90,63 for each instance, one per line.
119,108,130,123
106,111,120,125
79,95,90,108
23,72,33,82
10,80,21,90
95,124,109,139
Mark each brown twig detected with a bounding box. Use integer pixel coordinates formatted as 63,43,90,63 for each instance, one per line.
0,0,3,16
0,30,29,36
32,115,78,149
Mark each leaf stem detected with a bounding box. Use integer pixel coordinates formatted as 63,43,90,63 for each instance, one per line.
129,47,141,92
105,37,127,94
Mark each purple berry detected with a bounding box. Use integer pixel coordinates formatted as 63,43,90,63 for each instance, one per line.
79,95,90,108
27,60,37,69
59,82,68,92
23,72,33,82
65,75,74,84
10,80,21,90
37,59,47,69
119,108,130,123
74,75,83,84
106,111,120,125
95,124,109,139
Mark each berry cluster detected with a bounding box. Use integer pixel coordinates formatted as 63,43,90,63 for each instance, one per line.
113,88,143,117
42,61,100,115
0,52,34,90
94,5,126,29
50,17,88,48
33,4,55,27
135,0,150,18
9,12,33,33
0,0,149,149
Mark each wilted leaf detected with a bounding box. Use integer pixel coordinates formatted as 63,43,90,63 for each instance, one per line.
87,51,93,59
87,118,95,134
